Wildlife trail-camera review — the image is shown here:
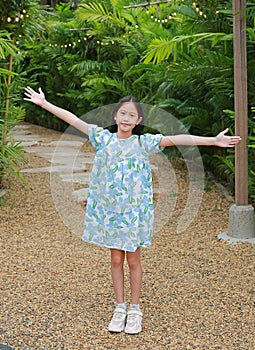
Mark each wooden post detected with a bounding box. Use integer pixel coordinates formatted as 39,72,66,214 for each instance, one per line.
4,51,14,117
233,0,248,205
222,0,255,240
3,36,14,147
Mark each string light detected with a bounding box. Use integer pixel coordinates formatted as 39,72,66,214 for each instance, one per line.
13,4,219,52
5,9,28,23
150,11,177,23
19,34,121,51
192,2,207,18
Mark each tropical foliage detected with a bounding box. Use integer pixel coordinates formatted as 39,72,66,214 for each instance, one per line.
1,0,254,204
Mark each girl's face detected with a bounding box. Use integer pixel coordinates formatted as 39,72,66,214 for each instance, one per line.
114,102,142,138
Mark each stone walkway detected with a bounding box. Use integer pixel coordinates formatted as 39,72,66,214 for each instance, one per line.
13,123,94,203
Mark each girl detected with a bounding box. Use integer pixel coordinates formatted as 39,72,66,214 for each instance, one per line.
24,86,241,334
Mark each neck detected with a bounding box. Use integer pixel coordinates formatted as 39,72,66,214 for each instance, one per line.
117,130,132,139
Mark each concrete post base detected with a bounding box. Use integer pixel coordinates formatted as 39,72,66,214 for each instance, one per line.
218,204,255,243
228,204,255,238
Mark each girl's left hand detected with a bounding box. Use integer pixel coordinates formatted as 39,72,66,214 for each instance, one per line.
215,128,241,147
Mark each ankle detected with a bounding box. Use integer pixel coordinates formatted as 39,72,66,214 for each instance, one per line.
115,302,127,310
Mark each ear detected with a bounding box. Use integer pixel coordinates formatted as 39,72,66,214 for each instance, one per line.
136,117,143,125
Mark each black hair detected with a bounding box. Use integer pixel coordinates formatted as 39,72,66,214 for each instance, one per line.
107,96,144,136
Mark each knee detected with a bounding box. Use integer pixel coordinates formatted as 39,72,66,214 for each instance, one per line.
111,250,125,268
127,254,140,270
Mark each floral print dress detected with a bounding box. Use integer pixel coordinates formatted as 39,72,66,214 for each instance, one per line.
82,125,163,252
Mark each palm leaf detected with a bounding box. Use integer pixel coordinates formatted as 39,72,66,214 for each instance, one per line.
143,32,233,64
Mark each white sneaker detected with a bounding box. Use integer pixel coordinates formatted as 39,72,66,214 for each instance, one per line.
124,308,143,334
108,306,127,333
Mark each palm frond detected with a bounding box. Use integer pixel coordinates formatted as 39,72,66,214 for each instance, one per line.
0,31,17,59
70,60,108,75
77,2,125,28
143,32,233,64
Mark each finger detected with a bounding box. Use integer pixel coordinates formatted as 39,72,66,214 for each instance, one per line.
229,138,240,146
25,86,35,93
222,128,229,135
24,87,31,94
39,87,43,94
230,136,241,142
24,90,34,97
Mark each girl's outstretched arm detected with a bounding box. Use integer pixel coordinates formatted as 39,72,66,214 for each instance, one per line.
160,128,241,148
24,87,89,135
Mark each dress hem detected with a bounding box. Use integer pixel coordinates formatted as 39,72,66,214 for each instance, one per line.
81,237,152,252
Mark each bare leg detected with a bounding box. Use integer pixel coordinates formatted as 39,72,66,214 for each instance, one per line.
126,248,142,305
110,249,125,303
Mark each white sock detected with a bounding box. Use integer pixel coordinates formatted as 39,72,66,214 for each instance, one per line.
130,303,140,311
115,302,127,310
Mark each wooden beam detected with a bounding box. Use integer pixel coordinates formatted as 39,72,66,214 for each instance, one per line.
124,1,172,9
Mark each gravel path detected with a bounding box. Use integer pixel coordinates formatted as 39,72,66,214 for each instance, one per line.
1,123,254,350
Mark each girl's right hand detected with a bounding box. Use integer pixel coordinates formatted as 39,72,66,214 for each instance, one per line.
24,86,45,107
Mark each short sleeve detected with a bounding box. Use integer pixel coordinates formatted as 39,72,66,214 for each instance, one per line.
140,133,164,155
88,124,112,151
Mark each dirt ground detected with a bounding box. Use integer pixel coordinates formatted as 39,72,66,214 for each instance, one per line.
0,125,254,350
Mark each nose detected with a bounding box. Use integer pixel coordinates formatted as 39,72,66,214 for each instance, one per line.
122,115,131,122
126,113,136,120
